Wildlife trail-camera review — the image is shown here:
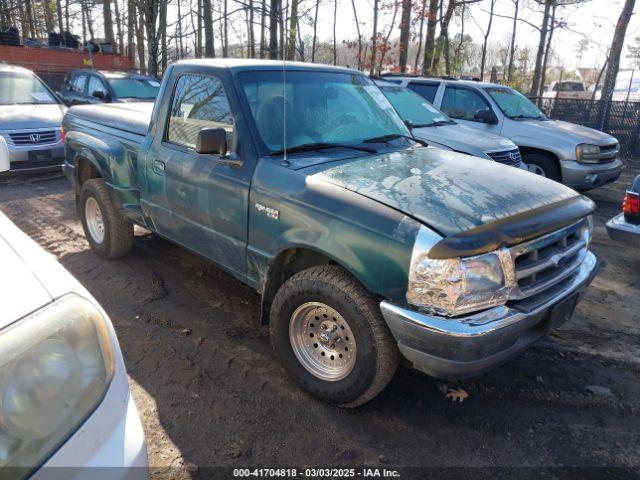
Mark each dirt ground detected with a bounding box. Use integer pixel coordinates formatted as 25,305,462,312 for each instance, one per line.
1,163,639,478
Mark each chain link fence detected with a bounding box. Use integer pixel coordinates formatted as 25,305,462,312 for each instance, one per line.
530,97,640,158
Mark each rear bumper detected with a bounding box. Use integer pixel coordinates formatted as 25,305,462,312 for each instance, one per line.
380,252,598,379
606,213,640,246
560,159,622,190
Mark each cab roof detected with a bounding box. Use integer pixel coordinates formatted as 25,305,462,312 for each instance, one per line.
173,58,359,75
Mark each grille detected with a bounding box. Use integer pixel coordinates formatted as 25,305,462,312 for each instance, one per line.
509,218,590,300
598,143,619,163
7,130,58,146
487,148,522,166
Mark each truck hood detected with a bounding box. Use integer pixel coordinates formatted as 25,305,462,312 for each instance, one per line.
519,119,617,146
307,148,585,238
0,104,66,130
413,123,516,155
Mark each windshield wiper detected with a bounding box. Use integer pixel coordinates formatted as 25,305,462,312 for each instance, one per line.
413,120,455,128
363,133,427,146
269,142,376,156
510,114,545,120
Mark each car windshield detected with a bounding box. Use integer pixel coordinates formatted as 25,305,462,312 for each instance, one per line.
238,70,410,154
554,82,584,92
485,86,545,119
0,72,57,105
109,77,160,99
379,85,453,127
614,78,640,93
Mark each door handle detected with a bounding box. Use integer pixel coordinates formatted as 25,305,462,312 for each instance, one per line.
153,159,165,175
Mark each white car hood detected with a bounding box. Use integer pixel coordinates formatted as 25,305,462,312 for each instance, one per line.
0,211,82,328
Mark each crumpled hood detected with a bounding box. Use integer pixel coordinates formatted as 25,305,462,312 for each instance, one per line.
307,148,583,237
0,104,66,130
521,119,617,146
413,123,516,154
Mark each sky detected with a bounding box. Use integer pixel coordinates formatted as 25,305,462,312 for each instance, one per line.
293,0,639,71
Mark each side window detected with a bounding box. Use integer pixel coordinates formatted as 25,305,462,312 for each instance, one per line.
440,86,490,121
88,76,108,96
73,74,87,94
167,74,234,151
408,83,439,103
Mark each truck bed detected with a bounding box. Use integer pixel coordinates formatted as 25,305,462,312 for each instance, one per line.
65,102,153,137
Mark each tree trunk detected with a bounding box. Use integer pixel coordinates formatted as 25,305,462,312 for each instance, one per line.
398,0,411,72
601,0,636,103
43,0,55,32
377,0,398,72
177,0,184,58
103,0,115,44
507,0,518,83
259,0,266,57
269,0,279,58
455,3,465,75
127,0,135,58
203,0,214,56
480,0,496,80
248,0,255,57
432,0,455,75
370,0,379,75
311,0,319,62
56,0,64,33
286,0,298,60
136,6,145,70
530,0,551,97
223,0,229,56
114,0,124,54
160,1,167,71
350,0,363,70
24,0,35,37
539,3,556,97
414,0,427,73
422,0,438,74
333,0,337,65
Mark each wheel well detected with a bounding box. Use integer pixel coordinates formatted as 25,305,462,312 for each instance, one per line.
518,147,562,180
260,248,334,325
75,158,101,195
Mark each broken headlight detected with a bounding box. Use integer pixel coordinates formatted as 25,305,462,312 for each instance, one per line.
407,227,517,316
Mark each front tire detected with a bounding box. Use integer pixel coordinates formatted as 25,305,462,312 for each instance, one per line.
270,265,399,407
523,153,561,181
79,178,133,259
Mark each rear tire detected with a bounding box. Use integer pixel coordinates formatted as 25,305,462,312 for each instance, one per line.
79,178,133,259
270,265,399,407
523,153,561,181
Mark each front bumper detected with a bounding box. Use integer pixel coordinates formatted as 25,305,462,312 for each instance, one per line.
560,158,622,190
606,213,640,246
380,252,598,379
0,142,65,176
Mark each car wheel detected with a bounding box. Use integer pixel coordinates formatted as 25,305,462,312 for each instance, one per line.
270,265,399,407
522,153,561,181
79,178,133,259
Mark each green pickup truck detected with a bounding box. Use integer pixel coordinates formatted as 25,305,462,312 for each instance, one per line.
62,59,598,407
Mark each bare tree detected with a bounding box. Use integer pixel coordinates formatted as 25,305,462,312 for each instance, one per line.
601,0,635,103
350,0,363,70
421,0,438,74
530,0,552,96
413,0,427,72
370,0,379,75
286,0,298,60
479,0,496,80
332,0,337,65
507,0,519,83
398,0,411,72
311,0,319,62
269,0,279,58
103,0,115,44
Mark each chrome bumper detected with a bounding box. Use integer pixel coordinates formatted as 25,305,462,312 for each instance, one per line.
380,252,598,379
606,213,640,246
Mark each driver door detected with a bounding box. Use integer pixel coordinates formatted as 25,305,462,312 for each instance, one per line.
438,85,502,135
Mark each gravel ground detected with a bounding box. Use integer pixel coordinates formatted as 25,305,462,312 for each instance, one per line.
1,165,639,478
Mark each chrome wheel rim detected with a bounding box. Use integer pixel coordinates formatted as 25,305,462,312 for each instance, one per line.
85,197,105,244
525,163,546,176
289,302,357,381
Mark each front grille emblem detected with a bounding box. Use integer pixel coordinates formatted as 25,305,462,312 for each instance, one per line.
29,133,41,143
509,152,519,160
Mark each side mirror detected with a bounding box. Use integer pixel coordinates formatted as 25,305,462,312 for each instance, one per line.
196,127,227,156
92,90,106,100
474,109,498,124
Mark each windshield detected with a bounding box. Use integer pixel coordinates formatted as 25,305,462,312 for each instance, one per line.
554,82,584,92
238,71,410,154
380,85,452,127
485,86,545,119
0,73,57,105
614,78,640,93
109,77,160,99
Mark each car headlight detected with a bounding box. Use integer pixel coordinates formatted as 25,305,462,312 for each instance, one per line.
576,143,601,163
407,227,517,316
0,294,114,476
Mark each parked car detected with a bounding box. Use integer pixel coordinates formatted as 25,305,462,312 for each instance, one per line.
0,64,66,175
543,81,591,100
382,75,622,190
59,70,160,106
0,209,148,478
63,59,599,407
375,79,525,168
606,175,640,245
